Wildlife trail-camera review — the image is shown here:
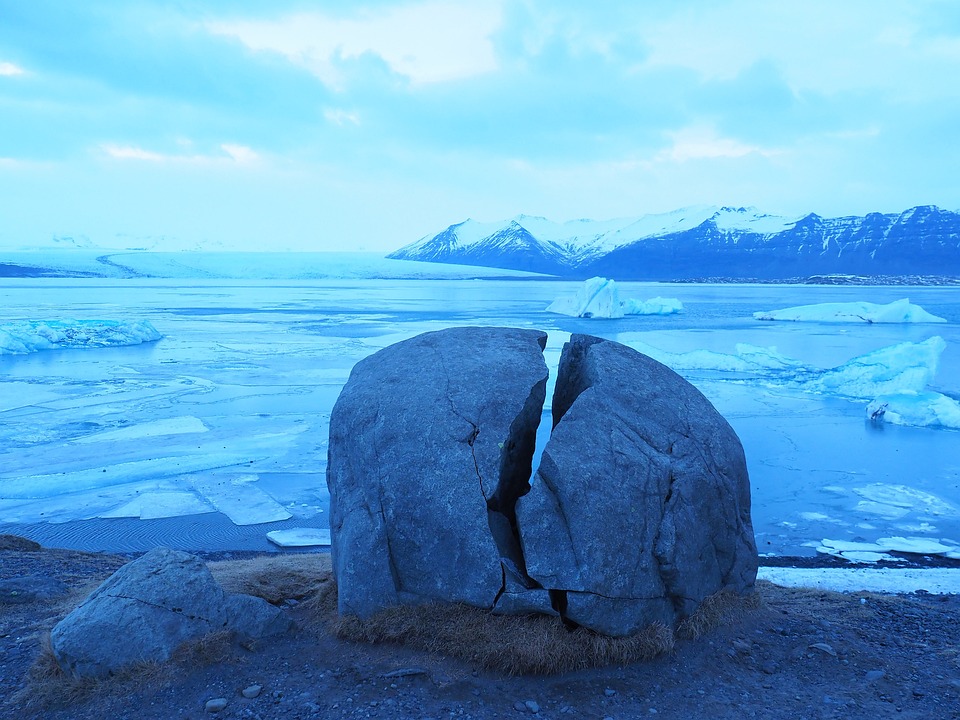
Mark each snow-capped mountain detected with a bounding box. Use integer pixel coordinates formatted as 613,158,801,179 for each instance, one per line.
388,206,960,279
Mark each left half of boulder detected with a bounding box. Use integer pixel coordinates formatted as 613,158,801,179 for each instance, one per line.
327,327,549,619
50,547,293,679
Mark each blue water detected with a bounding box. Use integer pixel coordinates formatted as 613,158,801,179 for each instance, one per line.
1,277,958,555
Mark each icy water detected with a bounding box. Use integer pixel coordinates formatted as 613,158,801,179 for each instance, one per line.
1,277,958,556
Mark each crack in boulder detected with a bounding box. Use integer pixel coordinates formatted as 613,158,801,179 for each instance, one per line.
327,328,757,636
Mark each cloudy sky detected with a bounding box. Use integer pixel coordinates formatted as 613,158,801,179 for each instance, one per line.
2,0,959,251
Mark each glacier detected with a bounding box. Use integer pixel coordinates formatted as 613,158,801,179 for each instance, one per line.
754,298,947,323
0,319,162,355
546,276,682,318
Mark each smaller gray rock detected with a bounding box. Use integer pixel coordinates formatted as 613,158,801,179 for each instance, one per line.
865,670,886,682
242,684,263,699
524,699,540,713
205,698,228,712
50,547,292,678
603,688,616,697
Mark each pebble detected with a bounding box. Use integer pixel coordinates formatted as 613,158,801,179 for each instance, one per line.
761,660,778,675
808,642,837,657
733,639,752,654
865,670,886,682
242,684,263,699
524,699,541,713
604,688,617,697
205,698,228,713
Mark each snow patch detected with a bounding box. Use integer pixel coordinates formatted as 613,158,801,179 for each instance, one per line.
759,567,960,594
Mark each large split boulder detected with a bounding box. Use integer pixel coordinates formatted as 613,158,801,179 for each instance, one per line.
516,334,758,636
327,326,549,618
50,547,293,678
327,328,757,636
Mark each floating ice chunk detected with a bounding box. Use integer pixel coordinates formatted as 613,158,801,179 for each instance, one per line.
853,484,958,517
866,391,960,430
754,298,946,323
876,536,956,555
546,277,682,318
816,535,960,563
0,319,162,355
266,528,331,547
855,501,910,520
620,296,684,316
803,337,946,399
190,476,292,525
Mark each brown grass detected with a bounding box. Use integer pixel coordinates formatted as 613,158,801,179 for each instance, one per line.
13,629,242,711
207,553,332,604
676,587,763,640
326,586,675,675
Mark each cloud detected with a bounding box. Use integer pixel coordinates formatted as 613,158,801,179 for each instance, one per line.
656,126,781,163
207,1,503,88
0,61,25,76
324,108,361,126
101,143,259,165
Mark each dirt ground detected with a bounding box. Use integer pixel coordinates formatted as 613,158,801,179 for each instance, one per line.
2,541,959,720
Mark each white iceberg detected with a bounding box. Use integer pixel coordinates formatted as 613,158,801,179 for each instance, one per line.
626,336,956,430
867,391,960,430
754,298,946,323
546,277,682,319
804,337,946,399
0,319,162,355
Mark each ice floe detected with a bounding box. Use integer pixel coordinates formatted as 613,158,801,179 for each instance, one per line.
0,319,162,355
754,298,946,323
266,528,331,547
817,536,960,562
546,277,682,318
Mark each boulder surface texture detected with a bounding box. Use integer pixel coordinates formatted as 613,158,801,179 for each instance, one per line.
51,547,292,678
327,328,757,636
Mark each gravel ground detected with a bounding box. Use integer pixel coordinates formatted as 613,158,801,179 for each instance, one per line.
2,540,959,720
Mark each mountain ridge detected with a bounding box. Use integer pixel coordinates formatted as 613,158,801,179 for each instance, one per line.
388,205,960,279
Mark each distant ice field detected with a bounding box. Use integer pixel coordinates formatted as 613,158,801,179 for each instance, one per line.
1,270,958,558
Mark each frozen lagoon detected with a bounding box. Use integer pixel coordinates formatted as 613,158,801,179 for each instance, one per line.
1,270,959,559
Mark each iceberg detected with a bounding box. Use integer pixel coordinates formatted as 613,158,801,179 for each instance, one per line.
626,336,956,430
0,319,162,355
546,277,682,318
804,337,946,398
754,298,946,323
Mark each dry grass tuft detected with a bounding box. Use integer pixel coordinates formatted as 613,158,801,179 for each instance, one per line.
14,630,243,711
208,553,332,604
676,587,763,640
328,597,674,675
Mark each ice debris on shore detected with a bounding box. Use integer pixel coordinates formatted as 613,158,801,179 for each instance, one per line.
546,277,682,318
754,298,946,323
0,319,162,355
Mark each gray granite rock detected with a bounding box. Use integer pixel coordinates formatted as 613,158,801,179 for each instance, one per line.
50,547,292,678
327,328,757,636
516,334,758,636
327,326,548,618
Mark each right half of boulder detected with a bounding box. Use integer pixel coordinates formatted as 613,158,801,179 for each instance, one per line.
516,334,758,637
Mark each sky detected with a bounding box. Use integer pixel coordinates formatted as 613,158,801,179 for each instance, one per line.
2,0,960,252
